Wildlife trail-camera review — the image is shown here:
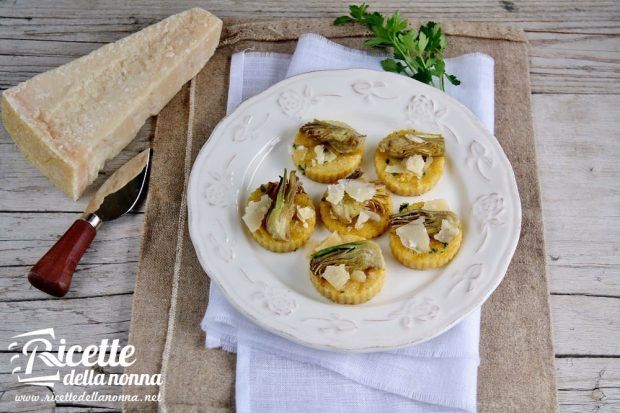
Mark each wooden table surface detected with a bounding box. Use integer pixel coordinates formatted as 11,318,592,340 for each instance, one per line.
0,1,618,412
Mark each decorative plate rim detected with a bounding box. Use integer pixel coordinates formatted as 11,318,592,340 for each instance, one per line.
187,68,521,352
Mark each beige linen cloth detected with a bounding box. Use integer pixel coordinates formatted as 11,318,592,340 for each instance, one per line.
123,18,557,412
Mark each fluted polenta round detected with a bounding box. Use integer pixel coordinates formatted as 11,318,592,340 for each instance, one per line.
246,187,315,253
318,192,392,239
291,131,363,183
310,267,385,304
309,235,385,305
375,130,444,196
389,202,462,269
390,229,462,270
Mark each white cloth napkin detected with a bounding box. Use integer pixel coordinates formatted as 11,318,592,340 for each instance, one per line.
202,33,495,413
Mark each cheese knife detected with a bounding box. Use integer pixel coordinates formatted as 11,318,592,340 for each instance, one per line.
28,149,151,297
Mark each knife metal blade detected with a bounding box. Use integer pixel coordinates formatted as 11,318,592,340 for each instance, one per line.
83,148,151,225
28,148,151,297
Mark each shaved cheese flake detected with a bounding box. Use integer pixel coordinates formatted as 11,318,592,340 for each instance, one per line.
384,160,409,174
296,206,315,228
312,145,337,166
350,269,367,282
405,154,425,178
322,264,350,291
434,219,460,244
327,179,377,205
326,182,345,205
423,199,450,211
343,180,376,203
396,217,430,253
242,194,272,232
355,209,382,229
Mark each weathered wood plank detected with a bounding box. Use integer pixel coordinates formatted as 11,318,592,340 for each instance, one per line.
551,295,620,356
533,94,620,297
556,357,620,412
0,262,137,301
527,31,620,95
0,294,131,349
558,388,620,413
557,358,620,390
0,213,143,266
0,0,618,34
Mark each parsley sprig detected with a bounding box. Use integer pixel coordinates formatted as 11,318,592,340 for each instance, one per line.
334,4,460,91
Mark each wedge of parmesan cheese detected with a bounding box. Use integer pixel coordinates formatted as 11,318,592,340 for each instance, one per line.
242,194,272,232
396,217,430,253
322,265,350,291
1,8,222,200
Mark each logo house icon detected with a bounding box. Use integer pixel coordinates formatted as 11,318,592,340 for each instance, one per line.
9,328,61,387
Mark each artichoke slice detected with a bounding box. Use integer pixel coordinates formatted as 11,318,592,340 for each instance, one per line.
364,183,389,216
310,240,384,277
389,208,457,235
266,169,301,241
379,132,445,158
300,119,365,154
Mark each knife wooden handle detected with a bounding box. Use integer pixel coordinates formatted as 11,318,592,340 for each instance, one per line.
28,219,97,297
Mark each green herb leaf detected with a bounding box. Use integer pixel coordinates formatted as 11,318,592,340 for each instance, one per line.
334,4,459,90
333,15,353,26
446,74,461,86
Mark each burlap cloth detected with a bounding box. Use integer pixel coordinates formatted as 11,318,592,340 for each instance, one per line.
123,18,557,412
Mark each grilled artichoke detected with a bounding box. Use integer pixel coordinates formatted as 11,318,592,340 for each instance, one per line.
266,169,301,241
300,119,365,154
389,208,457,235
378,132,445,158
310,240,384,277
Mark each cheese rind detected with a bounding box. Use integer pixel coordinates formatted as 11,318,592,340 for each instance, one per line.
1,8,222,199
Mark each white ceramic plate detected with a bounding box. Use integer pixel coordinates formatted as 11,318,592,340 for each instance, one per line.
188,69,521,352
